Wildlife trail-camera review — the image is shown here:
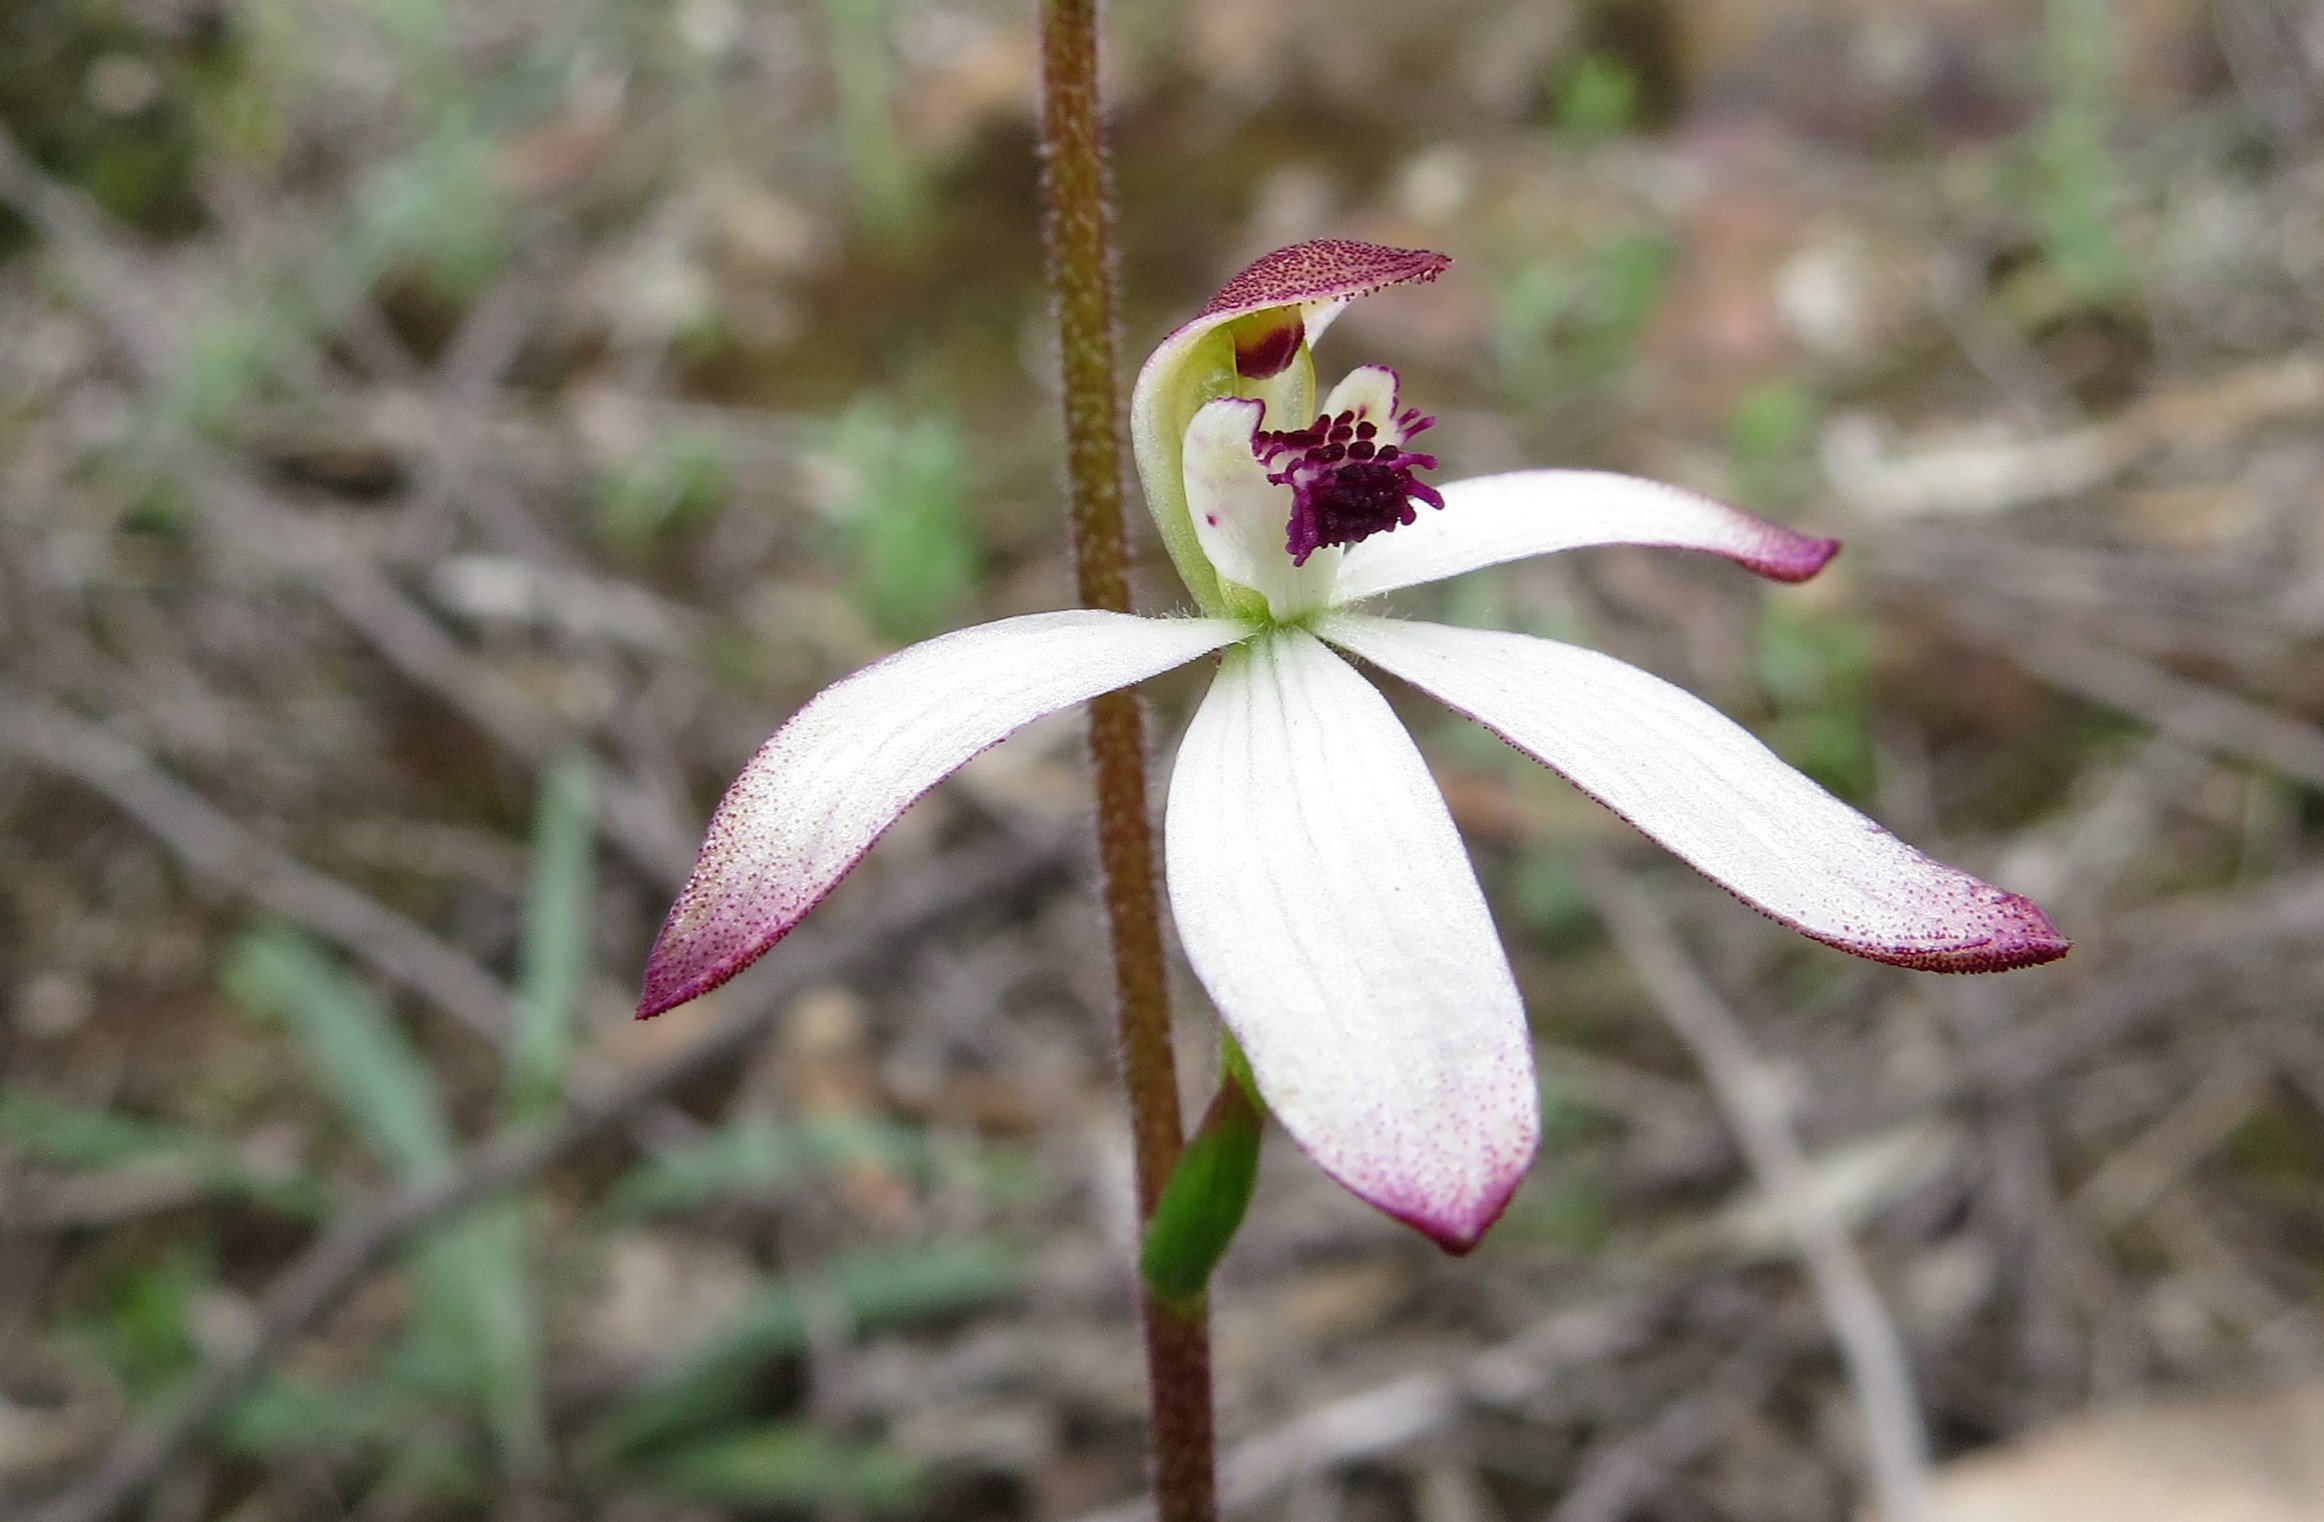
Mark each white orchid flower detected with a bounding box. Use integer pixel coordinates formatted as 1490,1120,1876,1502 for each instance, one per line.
638,239,2067,1252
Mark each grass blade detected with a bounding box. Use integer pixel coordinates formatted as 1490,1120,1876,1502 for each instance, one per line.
506,753,596,1123
599,1240,1020,1456
225,926,455,1183
646,1425,920,1511
225,925,544,1469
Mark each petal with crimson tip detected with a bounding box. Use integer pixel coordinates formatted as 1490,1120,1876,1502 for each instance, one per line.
638,611,1245,1018
1319,614,2070,974
1330,469,1841,606
1165,628,1539,1251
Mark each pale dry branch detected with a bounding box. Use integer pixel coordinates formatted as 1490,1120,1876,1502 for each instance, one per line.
0,688,516,1042
28,833,1066,1522
1581,856,1936,1522
1954,618,2324,794
1547,1344,1779,1522
0,121,700,890
2070,1054,2270,1232
1072,1296,1654,1522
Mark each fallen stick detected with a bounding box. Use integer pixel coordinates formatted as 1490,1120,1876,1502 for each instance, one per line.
27,831,1067,1522
1581,855,1937,1522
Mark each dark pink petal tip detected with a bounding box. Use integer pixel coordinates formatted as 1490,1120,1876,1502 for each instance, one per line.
635,934,764,1021
634,906,800,1020
1197,239,1451,325
1813,890,2072,974
1775,887,2073,980
634,826,869,1020
1379,1172,1528,1257
1310,1134,1537,1257
1751,532,1842,583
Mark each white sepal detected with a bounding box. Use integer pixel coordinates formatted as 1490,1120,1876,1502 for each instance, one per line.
1165,628,1540,1250
642,611,1246,1015
1319,614,2068,972
1329,469,1840,606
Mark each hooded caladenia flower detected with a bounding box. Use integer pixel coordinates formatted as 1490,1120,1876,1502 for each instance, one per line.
637,238,2070,1254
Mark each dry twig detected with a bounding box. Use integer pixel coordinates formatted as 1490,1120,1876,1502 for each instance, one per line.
0,688,516,1042
28,833,1067,1522
0,121,700,889
1071,1296,1654,1522
1581,855,1937,1522
1951,616,2324,794
1547,1344,1780,1522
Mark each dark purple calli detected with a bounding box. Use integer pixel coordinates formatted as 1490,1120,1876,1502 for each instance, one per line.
1257,400,1444,566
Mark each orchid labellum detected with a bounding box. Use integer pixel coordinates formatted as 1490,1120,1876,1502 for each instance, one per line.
639,239,2067,1252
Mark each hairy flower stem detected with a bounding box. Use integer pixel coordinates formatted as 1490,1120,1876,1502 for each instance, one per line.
1036,3,1218,1520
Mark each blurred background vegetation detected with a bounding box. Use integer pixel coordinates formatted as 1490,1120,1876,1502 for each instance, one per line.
3,0,2322,1518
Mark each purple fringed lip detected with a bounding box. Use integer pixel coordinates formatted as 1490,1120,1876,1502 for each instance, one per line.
1129,240,1456,609
1256,406,1447,565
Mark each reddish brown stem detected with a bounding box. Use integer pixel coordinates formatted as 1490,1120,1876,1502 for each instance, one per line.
1035,3,1218,1519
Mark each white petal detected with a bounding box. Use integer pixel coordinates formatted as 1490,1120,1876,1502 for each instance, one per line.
1183,398,1338,621
1329,469,1842,606
643,612,1246,1015
1301,296,1353,349
1320,615,2069,972
1319,363,1399,423
1165,628,1539,1250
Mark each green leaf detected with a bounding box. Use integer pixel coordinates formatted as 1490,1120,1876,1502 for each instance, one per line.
410,1203,546,1470
818,0,925,247
354,117,513,297
1492,232,1673,399
1727,381,1817,466
0,1086,185,1170
224,927,455,1184
505,754,596,1123
1551,51,1640,143
1752,604,1878,801
224,1376,431,1456
605,1114,901,1217
600,1241,1021,1456
603,1111,1045,1221
817,399,981,642
2029,0,2136,307
603,1116,812,1216
1514,851,1595,945
0,1085,329,1217
225,926,543,1468
646,1425,920,1510
225,1376,482,1498
73,1244,213,1403
594,428,733,555
165,313,274,432
1139,1078,1262,1308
